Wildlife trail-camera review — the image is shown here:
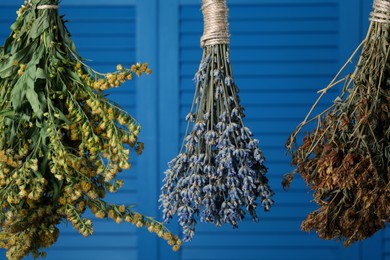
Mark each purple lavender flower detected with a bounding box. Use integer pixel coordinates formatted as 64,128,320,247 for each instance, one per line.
225,76,233,87
160,45,273,242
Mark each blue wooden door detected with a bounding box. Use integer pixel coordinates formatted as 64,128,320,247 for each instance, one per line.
0,0,389,259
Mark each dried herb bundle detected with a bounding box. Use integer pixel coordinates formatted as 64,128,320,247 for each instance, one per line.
160,0,274,241
0,1,180,259
284,0,390,246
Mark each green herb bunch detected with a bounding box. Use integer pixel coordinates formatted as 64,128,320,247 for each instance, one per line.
0,1,180,259
284,0,390,246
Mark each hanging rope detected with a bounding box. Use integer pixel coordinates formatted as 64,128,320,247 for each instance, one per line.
37,5,59,9
26,0,59,10
370,0,390,23
200,0,230,47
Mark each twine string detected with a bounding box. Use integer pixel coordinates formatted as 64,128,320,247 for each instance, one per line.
201,0,230,47
370,0,390,23
36,5,59,9
26,0,59,10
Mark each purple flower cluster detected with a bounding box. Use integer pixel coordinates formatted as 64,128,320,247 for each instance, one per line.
160,44,274,241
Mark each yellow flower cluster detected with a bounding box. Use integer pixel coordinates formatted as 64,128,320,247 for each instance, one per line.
74,62,152,91
16,5,27,18
17,64,26,76
88,201,182,250
0,202,61,260
0,58,180,259
131,62,152,77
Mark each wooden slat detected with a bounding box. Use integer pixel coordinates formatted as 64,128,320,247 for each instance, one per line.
32,248,137,260
385,227,390,237
180,92,334,107
181,62,337,78
178,106,319,120
181,0,338,4
66,19,134,31
385,237,390,252
194,218,305,233
181,247,338,260
182,33,337,48
55,234,137,248
181,47,338,63
179,76,338,93
70,35,135,49
0,6,136,21
180,4,338,20
75,50,135,62
181,20,338,34
61,6,136,19
187,233,332,248
176,124,294,137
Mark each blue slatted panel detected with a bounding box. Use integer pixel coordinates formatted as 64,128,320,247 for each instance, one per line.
178,2,343,260
384,224,389,260
384,224,390,255
1,1,389,260
385,228,390,260
0,2,140,260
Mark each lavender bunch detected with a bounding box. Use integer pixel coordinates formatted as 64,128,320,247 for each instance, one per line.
160,43,274,241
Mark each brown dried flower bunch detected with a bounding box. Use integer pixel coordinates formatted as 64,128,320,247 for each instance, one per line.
284,0,390,246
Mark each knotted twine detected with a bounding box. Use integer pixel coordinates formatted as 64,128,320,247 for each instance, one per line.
36,5,59,9
27,0,59,9
370,0,390,23
200,0,230,47
284,0,390,247
160,0,273,242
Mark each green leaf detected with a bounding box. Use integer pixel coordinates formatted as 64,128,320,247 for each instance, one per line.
21,114,31,121
39,149,49,175
30,44,44,66
0,42,38,78
38,89,47,109
53,179,63,200
25,75,43,119
26,88,43,119
10,119,16,146
54,107,71,124
39,124,48,145
35,68,47,80
0,109,15,118
29,15,50,39
0,56,16,78
3,35,14,54
11,69,29,110
11,66,44,118
10,18,23,31
68,71,83,83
